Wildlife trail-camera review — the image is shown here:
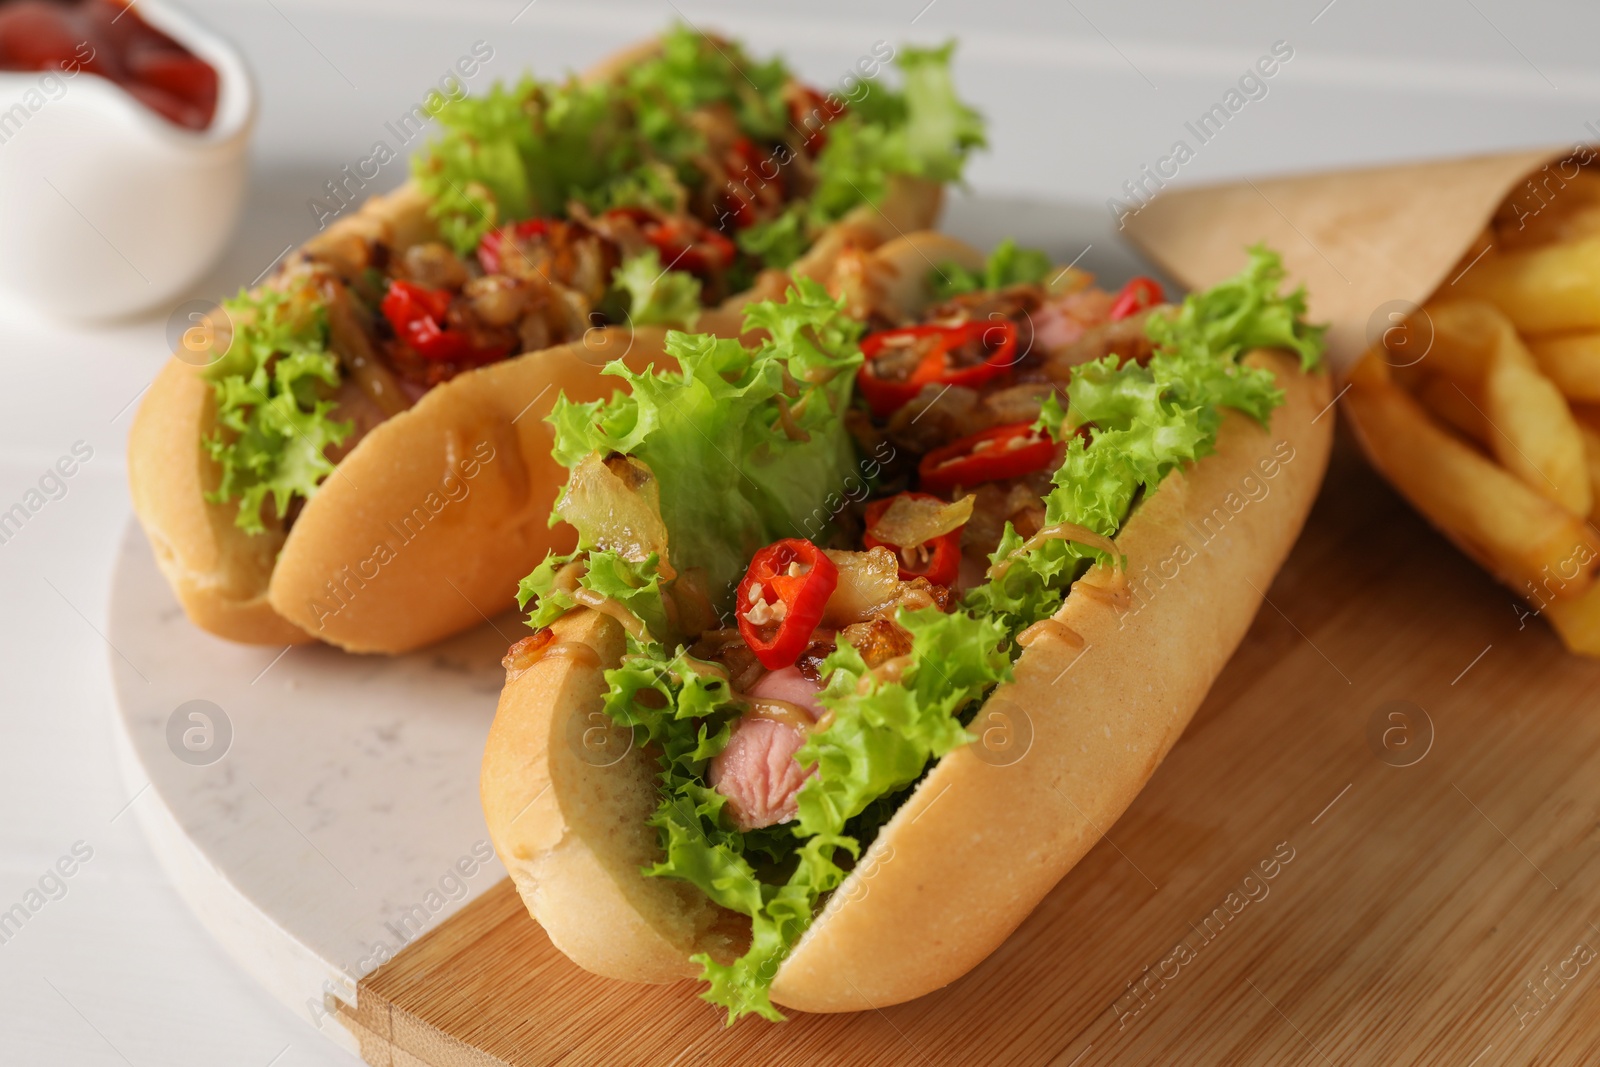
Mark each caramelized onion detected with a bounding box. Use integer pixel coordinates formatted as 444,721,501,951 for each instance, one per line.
821,548,954,626
555,453,675,578
867,493,974,548
822,547,903,626
322,277,410,418
839,617,914,667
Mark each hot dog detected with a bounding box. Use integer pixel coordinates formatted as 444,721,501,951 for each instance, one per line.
480,236,1332,1020
128,28,982,652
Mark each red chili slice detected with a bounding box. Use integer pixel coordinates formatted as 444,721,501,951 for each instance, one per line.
856,319,1018,419
918,422,1056,495
476,218,550,275
715,137,790,231
381,280,509,364
736,539,838,670
1108,276,1164,321
861,492,964,587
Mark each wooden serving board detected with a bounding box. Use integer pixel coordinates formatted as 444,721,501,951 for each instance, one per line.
343,435,1600,1066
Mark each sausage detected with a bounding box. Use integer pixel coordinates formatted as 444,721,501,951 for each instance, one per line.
708,667,825,830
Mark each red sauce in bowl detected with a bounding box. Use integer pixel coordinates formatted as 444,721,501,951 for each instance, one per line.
0,0,217,129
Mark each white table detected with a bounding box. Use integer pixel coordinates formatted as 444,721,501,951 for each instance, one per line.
3,1,1596,1063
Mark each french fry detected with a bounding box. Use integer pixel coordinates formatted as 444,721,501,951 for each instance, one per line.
1450,234,1600,334
1346,347,1390,389
1527,332,1600,401
1484,357,1593,516
1415,375,1490,446
1342,368,1600,604
1425,300,1519,378
1546,580,1600,655
1424,301,1591,516
1571,405,1600,524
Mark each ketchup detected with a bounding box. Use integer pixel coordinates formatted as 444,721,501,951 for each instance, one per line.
0,0,217,130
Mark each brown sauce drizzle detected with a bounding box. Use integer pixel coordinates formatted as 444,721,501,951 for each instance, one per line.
747,698,819,733
572,587,648,639
1072,561,1133,611
774,395,811,442
1017,617,1085,650
988,521,1123,581
546,556,653,641
502,630,601,676
553,559,588,594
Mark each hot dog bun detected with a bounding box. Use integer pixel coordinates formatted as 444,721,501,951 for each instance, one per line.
126,37,942,654
481,349,1332,1005
127,353,313,647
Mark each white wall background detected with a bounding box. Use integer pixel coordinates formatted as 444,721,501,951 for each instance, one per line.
207,0,1600,201
2,2,1595,1065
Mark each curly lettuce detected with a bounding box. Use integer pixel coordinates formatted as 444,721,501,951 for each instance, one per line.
621,24,790,154
413,27,786,254
966,245,1324,635
797,607,1010,835
416,28,986,269
736,204,810,269
202,284,352,535
931,237,1054,300
610,250,702,329
414,73,643,253
546,278,863,606
796,43,986,250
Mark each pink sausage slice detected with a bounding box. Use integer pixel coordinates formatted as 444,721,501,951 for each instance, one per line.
708,667,825,830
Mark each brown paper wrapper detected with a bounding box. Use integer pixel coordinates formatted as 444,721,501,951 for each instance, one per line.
1129,147,1600,654
1122,148,1566,370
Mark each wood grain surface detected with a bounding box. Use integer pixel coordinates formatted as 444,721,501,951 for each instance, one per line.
348,434,1600,1066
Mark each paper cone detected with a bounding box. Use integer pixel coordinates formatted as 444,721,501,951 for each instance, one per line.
1122,148,1565,370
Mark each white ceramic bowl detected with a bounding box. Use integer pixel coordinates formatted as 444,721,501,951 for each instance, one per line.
0,0,255,321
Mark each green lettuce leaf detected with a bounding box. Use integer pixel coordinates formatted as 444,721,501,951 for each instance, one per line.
545,279,864,607
413,27,985,281
1146,243,1326,372
931,237,1054,300
796,606,1010,833
621,25,790,154
415,74,645,253
893,42,987,182
575,159,688,216
202,284,352,535
410,76,539,254
595,629,839,1024
964,246,1324,636
516,549,672,640
773,42,986,238
611,250,702,329
842,42,986,187
736,204,810,269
